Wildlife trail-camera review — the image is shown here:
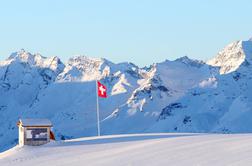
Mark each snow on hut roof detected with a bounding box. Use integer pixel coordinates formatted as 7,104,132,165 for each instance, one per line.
19,119,53,127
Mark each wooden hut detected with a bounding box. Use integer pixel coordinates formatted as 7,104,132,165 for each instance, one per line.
17,119,53,146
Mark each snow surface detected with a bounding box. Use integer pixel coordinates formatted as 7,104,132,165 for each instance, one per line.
1,133,252,166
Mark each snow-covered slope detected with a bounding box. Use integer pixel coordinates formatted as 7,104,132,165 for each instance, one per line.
1,133,252,166
1,38,252,152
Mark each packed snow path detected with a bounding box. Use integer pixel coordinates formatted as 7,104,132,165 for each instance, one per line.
1,133,252,166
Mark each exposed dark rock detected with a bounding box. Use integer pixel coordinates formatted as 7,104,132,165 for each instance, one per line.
158,103,185,120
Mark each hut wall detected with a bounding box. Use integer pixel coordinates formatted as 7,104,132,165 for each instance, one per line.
18,126,24,146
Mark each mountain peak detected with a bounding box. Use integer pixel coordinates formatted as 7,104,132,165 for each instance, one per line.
207,40,252,74
6,50,65,74
68,55,104,66
7,49,43,66
207,41,244,74
175,56,190,61
8,49,32,59
8,49,47,62
175,56,204,67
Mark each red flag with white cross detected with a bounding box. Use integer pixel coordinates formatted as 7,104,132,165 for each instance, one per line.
97,81,107,98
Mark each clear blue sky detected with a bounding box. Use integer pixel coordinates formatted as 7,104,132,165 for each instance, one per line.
0,0,251,66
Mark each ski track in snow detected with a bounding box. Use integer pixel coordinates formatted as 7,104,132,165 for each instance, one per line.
1,133,252,166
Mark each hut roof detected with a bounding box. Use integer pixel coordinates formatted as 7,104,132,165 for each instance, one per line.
18,119,53,127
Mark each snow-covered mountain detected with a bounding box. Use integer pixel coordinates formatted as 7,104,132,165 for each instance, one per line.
207,40,252,74
151,39,252,133
1,38,252,152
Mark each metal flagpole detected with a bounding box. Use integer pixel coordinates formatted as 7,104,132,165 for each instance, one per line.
96,80,101,136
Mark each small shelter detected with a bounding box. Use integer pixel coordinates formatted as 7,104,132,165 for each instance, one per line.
17,118,54,146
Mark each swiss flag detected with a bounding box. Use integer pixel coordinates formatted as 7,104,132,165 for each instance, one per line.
97,81,107,98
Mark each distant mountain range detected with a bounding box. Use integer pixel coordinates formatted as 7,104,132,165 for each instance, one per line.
1,38,252,152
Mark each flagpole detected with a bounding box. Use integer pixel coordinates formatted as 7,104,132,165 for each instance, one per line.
96,80,101,136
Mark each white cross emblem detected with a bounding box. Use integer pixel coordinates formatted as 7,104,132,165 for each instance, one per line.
99,85,106,95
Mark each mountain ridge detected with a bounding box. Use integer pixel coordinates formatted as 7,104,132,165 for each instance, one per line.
1,38,252,152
